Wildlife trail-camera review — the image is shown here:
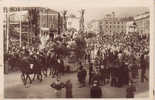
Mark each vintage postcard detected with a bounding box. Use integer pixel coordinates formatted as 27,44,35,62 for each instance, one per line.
0,0,154,100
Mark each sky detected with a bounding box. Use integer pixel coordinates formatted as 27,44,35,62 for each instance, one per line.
47,7,149,24
2,0,151,24
2,0,150,24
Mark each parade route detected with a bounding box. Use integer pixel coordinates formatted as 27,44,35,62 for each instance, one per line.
3,6,150,99
4,70,149,98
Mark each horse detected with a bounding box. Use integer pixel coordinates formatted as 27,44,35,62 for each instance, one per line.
8,53,19,72
19,54,43,87
19,56,33,87
30,54,43,82
49,55,59,78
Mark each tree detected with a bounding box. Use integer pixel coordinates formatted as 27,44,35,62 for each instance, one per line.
62,10,67,31
28,8,40,37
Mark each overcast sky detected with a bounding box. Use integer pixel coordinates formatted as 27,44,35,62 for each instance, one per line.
47,7,149,24
2,0,150,24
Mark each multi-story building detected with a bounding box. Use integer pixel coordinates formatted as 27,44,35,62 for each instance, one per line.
134,11,150,35
3,7,63,51
39,8,62,32
101,12,134,35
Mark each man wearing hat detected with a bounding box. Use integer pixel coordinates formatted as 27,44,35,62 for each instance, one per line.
89,63,93,85
90,80,102,98
126,81,136,98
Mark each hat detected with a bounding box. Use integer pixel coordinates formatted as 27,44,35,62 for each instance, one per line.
93,80,98,84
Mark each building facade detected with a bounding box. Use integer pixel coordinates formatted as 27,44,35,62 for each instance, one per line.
101,12,134,35
39,8,60,31
134,12,150,35
3,7,62,51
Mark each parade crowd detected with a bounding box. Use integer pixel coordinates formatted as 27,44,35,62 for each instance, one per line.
4,30,149,98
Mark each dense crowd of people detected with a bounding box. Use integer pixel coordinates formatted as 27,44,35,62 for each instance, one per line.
4,30,149,98
76,32,149,98
76,49,148,98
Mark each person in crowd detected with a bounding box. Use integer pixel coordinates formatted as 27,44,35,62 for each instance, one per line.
110,65,118,87
140,54,148,83
77,65,87,87
65,80,73,98
77,66,83,87
126,82,136,98
50,78,65,98
60,58,65,75
89,63,93,85
123,62,130,85
131,59,139,79
105,65,110,84
92,67,101,86
90,80,102,98
81,65,87,87
100,65,106,85
56,57,63,79
117,55,125,87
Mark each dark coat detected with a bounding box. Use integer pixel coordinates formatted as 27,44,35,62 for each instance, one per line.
65,81,73,98
82,69,87,79
90,85,102,98
77,70,83,82
126,85,136,98
89,65,93,75
59,59,65,73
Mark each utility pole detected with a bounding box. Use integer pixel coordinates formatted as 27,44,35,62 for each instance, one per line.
28,8,30,46
6,7,9,52
19,7,22,48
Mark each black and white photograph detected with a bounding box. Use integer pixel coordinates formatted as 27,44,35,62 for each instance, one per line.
3,5,150,98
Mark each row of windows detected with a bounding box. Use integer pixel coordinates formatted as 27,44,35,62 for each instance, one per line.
105,21,124,24
105,30,126,33
104,29,126,31
105,25,125,28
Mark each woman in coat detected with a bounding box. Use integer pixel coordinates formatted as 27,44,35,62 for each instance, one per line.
65,80,73,98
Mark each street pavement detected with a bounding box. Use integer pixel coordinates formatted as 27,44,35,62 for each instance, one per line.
4,70,149,98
